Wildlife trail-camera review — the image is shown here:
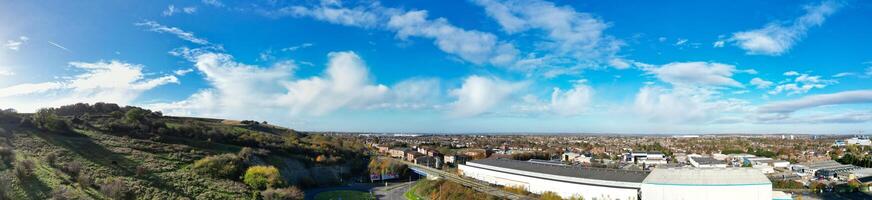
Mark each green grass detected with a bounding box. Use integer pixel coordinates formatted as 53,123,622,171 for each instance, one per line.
404,181,425,200
314,190,375,200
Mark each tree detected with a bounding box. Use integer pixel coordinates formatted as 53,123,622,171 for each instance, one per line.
244,166,282,190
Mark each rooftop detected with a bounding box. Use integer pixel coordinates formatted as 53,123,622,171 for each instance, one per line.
689,156,724,165
642,168,771,186
467,158,649,183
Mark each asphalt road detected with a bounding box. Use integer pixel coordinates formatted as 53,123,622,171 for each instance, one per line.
373,181,414,200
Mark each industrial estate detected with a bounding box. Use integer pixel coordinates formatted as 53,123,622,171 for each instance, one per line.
365,134,872,200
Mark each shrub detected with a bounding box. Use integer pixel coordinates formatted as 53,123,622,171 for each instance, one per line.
192,154,243,179
14,159,34,179
238,147,254,163
100,178,128,200
45,152,58,167
0,175,10,200
52,186,76,200
540,191,562,200
503,185,529,195
0,147,14,163
135,166,147,176
244,166,282,190
261,186,304,200
77,173,92,188
63,162,82,178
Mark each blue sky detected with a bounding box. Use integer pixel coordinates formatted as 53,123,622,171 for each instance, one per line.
1,0,871,134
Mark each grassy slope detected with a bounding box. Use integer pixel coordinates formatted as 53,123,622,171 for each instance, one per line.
0,113,364,200
3,119,251,199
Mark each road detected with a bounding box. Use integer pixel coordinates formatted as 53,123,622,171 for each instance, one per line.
372,181,414,200
395,159,532,200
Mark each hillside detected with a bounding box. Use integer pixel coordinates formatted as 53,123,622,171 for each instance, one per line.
0,103,371,200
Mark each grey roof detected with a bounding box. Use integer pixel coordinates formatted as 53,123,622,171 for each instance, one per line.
690,156,724,165
467,158,649,183
803,160,849,170
643,168,771,185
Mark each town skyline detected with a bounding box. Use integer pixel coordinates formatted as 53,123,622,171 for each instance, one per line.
2,0,872,134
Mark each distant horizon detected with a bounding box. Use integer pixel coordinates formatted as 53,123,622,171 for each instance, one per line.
2,0,872,133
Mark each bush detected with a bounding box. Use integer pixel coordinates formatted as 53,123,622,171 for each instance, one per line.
540,191,562,200
192,154,243,179
52,186,76,200
78,173,92,188
503,185,529,195
244,166,282,190
100,178,129,200
63,162,82,178
0,175,10,200
135,166,147,176
261,186,304,200
45,152,58,167
14,159,34,179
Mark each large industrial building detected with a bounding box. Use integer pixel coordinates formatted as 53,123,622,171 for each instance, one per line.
459,158,775,200
459,159,648,200
641,168,773,200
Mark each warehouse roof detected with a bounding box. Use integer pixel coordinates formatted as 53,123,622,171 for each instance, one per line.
642,168,771,186
689,156,724,165
467,158,649,183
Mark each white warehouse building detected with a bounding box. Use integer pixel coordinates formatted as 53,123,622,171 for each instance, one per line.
641,168,773,200
459,159,648,200
459,159,775,200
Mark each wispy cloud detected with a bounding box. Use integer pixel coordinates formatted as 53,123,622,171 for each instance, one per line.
4,36,29,51
163,4,197,16
758,89,872,114
47,41,71,52
727,0,842,56
135,20,210,45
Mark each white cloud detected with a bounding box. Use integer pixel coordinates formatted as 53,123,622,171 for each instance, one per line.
645,62,744,87
749,77,774,89
471,0,623,73
758,89,872,113
449,76,526,117
727,1,841,56
713,40,725,48
633,85,751,123
0,67,13,76
608,58,631,70
282,43,314,51
277,52,389,115
769,72,836,95
274,2,391,28
202,0,223,7
174,68,194,76
549,80,593,116
135,20,211,45
4,36,28,51
832,72,855,78
0,61,178,112
153,49,391,118
388,10,517,66
675,38,688,46
183,7,197,14
163,5,178,16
